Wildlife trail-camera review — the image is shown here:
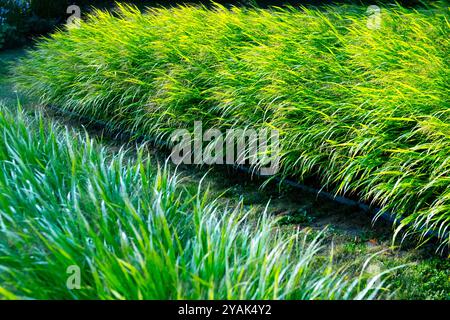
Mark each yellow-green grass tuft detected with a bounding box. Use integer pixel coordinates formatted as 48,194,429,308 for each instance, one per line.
15,2,450,246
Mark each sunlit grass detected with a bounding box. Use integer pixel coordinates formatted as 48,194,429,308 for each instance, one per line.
15,2,450,247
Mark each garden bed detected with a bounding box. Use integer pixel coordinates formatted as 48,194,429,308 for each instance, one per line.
15,3,450,246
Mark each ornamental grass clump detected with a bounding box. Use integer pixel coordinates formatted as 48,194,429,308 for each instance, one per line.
15,3,450,246
0,104,389,299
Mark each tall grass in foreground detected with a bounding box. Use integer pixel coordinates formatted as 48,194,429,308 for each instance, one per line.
0,104,389,299
15,3,450,246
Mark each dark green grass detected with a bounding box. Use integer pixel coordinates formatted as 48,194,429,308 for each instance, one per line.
0,49,27,106
0,103,393,299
